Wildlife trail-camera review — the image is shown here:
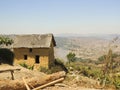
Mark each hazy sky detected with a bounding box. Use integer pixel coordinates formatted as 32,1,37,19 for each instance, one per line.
0,0,120,34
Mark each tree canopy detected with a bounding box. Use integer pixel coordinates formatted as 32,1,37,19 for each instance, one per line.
0,36,13,46
67,52,76,63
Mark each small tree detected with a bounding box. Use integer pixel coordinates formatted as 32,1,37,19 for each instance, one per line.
67,52,76,63
0,36,13,46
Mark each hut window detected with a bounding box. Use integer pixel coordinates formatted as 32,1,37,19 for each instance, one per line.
29,48,32,52
24,55,27,60
35,55,40,63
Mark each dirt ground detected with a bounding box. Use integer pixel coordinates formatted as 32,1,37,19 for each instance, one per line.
42,83,115,90
42,83,114,90
42,86,101,90
0,64,115,90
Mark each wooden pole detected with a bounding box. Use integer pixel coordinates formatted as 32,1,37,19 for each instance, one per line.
33,78,64,90
22,78,31,90
10,71,14,80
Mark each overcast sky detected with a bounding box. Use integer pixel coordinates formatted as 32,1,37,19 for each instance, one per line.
0,0,120,34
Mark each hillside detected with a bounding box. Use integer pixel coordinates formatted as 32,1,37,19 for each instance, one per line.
55,35,120,61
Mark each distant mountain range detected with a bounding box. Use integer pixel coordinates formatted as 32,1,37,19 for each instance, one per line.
55,33,120,40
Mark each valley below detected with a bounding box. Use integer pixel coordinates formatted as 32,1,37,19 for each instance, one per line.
55,34,120,61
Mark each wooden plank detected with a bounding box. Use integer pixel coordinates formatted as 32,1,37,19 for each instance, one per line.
0,68,21,80
33,78,64,90
0,68,21,73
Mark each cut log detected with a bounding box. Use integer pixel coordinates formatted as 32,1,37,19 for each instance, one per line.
49,71,66,80
33,78,64,90
0,71,66,90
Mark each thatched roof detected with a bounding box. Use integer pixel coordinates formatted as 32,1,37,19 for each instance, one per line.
13,34,56,48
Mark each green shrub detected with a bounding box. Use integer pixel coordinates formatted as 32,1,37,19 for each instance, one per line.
19,63,27,68
113,76,120,89
65,57,120,89
98,55,106,62
39,65,63,74
98,53,120,64
39,66,48,73
66,62,103,79
19,63,34,70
